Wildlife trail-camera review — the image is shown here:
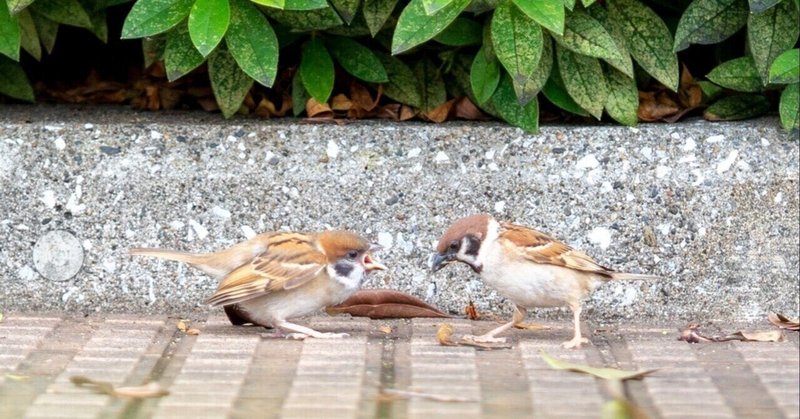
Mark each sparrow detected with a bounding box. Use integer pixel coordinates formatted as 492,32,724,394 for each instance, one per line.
431,213,658,348
130,230,386,339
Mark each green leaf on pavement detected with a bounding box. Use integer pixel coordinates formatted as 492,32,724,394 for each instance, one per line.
748,0,800,85
779,83,799,132
769,49,800,85
490,73,539,133
226,0,278,87
557,45,607,119
512,0,564,35
188,0,230,57
541,351,659,381
391,0,470,55
326,36,388,82
330,0,360,24
608,0,678,91
379,53,423,108
414,57,446,111
470,45,501,105
706,56,762,92
704,94,771,121
164,22,204,81
542,66,590,116
18,9,41,61
673,0,748,52
121,0,193,38
605,67,638,126
433,17,481,46
208,49,253,118
748,0,780,12
300,38,334,103
552,8,632,77
0,4,20,60
0,55,34,101
491,1,543,104
363,0,399,37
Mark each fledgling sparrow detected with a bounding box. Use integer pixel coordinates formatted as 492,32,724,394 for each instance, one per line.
431,213,658,348
131,230,386,339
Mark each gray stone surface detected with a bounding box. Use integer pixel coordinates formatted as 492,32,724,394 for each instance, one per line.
0,105,798,322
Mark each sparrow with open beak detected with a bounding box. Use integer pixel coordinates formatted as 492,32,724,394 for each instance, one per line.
131,230,386,339
432,213,658,348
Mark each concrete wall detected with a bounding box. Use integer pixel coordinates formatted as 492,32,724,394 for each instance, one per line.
1,106,798,322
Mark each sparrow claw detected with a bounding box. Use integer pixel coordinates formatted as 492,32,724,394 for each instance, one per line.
561,337,590,349
462,334,508,344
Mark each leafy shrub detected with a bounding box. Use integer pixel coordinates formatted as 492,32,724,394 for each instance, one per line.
1,0,798,134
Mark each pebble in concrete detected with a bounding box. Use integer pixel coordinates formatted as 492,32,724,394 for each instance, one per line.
32,230,84,282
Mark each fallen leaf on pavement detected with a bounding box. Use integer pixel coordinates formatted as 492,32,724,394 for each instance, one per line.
540,350,658,380
678,323,713,343
326,289,450,319
176,319,188,332
514,322,551,331
436,323,458,346
679,323,785,343
186,328,201,336
306,98,333,118
379,388,477,402
70,376,169,399
768,313,800,331
436,323,513,350
378,325,393,334
465,301,480,320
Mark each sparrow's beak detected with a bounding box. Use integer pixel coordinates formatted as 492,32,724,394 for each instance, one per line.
363,246,387,272
430,253,454,272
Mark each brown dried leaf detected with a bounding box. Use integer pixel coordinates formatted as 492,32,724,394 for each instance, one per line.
679,323,785,343
637,91,680,122
436,323,458,346
400,105,417,121
306,98,334,118
378,325,393,334
326,289,450,319
678,323,714,343
70,376,169,399
186,328,201,336
514,322,550,331
465,301,480,320
452,97,488,120
197,97,219,112
350,82,381,112
331,94,352,111
768,312,800,331
423,98,456,123
678,65,702,109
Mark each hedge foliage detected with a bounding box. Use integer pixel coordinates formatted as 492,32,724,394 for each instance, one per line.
1,0,798,133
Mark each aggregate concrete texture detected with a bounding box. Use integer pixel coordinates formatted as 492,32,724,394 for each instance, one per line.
0,106,798,322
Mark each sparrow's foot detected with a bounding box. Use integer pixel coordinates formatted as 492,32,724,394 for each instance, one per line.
561,337,589,349
463,334,508,344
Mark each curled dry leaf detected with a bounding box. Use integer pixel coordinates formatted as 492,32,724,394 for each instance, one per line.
465,301,480,320
540,351,659,381
436,323,458,346
768,312,800,331
306,98,333,118
186,328,201,336
176,319,188,332
331,94,352,111
70,376,169,399
452,97,488,120
423,99,456,123
514,322,550,331
679,323,785,343
436,323,513,350
326,289,450,319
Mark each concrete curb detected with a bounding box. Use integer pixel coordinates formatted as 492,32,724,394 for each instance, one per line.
1,106,798,321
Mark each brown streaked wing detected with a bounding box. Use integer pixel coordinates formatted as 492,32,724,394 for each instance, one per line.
499,223,614,276
206,233,327,307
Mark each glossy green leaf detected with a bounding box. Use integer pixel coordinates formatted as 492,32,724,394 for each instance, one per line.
542,66,590,116
490,73,539,132
251,0,286,8
226,0,278,87
300,38,334,103
0,55,34,101
697,80,724,100
330,0,360,23
466,0,498,13
779,83,799,132
142,35,166,68
512,0,564,35
414,57,446,111
564,0,576,10
0,4,20,60
164,22,204,81
522,33,554,98
704,94,771,121
324,14,372,36
208,49,253,118
673,0,748,52
433,17,481,46
325,36,387,82
557,45,606,119
121,0,193,38
18,9,41,61
769,49,800,84
422,0,452,14
29,0,91,29
292,70,308,116
470,46,500,105
706,56,762,92
363,0,399,36
748,0,781,12
32,13,58,54
608,0,679,91
283,0,328,10
378,53,423,107
748,0,800,85
263,6,343,31
188,0,230,56
491,1,543,105
605,67,638,126
7,0,36,14
391,0,470,55
552,8,632,77
541,351,659,381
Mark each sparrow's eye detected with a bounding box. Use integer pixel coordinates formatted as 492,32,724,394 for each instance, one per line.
347,250,359,259
449,241,459,250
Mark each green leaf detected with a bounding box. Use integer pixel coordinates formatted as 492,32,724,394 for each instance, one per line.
263,6,343,31
378,53,422,107
391,0,470,55
552,8,632,78
326,36,387,82
251,0,286,8
7,0,37,14
164,23,204,81
422,0,452,15
557,45,606,119
0,3,20,60
226,0,278,87
770,49,800,84
121,0,193,39
18,9,41,61
704,94,771,121
208,49,253,118
470,46,500,105
605,67,638,126
363,0,399,37
608,0,679,91
564,0,576,10
490,73,539,132
706,56,762,92
30,0,93,29
324,13,372,36
283,0,328,10
491,1,543,105
142,35,166,68
433,17,481,46
292,70,308,116
540,351,659,381
414,57,446,111
748,0,800,85
673,0,748,52
512,0,564,35
330,0,360,23
779,83,799,132
188,0,230,56
86,8,108,43
300,38,334,103
32,12,58,54
542,66,590,116
748,0,780,13
0,55,34,101
697,80,724,100
582,0,597,5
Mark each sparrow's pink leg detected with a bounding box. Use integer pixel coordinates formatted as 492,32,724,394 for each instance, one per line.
274,320,350,340
463,305,527,343
562,303,589,349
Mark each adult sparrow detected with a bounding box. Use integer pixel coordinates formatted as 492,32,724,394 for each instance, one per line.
431,213,658,348
131,230,386,339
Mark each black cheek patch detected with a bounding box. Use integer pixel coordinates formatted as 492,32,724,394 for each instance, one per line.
334,262,354,278
465,236,481,256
